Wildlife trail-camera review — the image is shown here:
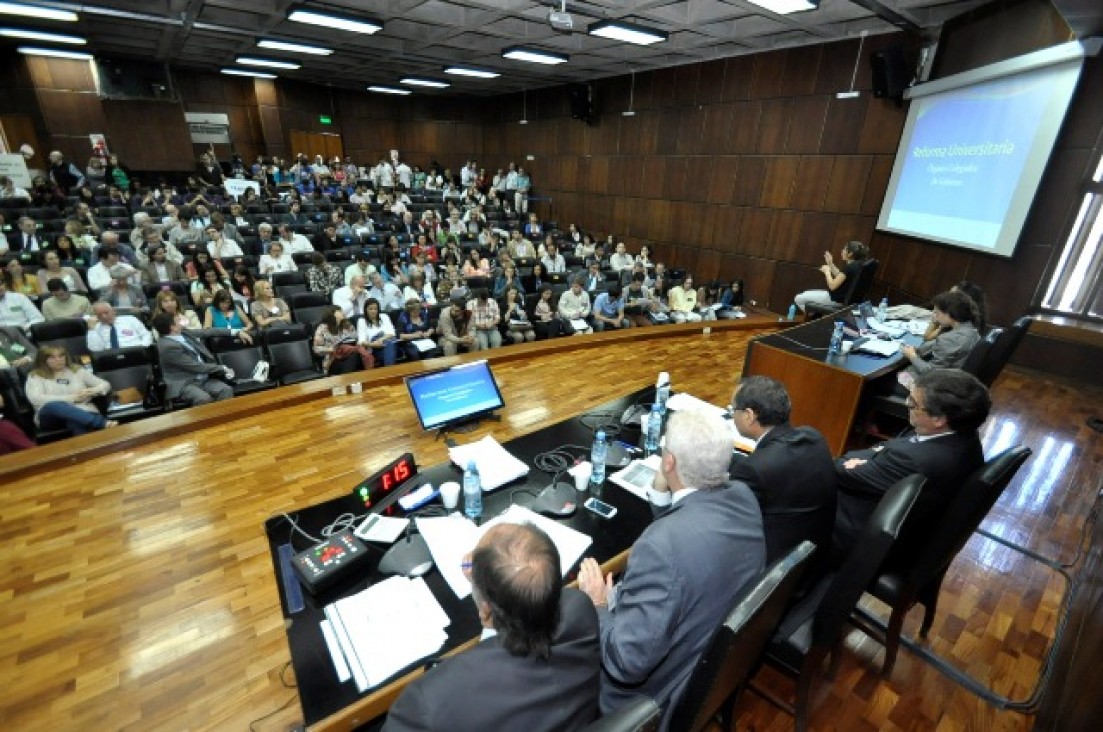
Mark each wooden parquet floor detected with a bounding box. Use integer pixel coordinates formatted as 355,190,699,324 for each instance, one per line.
0,327,1099,732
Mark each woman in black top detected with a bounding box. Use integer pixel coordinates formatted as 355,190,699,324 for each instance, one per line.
793,240,869,314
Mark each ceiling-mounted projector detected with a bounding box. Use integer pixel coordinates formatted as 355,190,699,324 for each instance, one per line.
548,1,573,31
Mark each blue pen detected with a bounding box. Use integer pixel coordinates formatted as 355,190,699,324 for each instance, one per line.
615,440,641,453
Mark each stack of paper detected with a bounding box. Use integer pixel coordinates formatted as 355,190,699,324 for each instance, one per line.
416,505,593,599
856,339,902,357
448,435,530,491
665,392,754,452
324,576,450,692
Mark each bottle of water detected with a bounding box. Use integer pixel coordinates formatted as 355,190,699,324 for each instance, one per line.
645,404,663,456
877,297,888,322
829,321,845,355
655,372,671,416
463,460,482,521
787,303,797,321
590,431,607,488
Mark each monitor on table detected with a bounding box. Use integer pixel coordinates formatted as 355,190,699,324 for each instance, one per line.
405,360,506,432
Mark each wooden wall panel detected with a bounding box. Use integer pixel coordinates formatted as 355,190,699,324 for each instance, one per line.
756,99,792,154
101,100,191,171
823,155,872,213
785,96,828,154
759,157,798,208
790,156,835,211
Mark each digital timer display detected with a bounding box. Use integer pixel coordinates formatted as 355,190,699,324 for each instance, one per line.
354,453,417,510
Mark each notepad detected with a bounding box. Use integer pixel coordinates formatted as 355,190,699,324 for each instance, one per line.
448,435,530,491
412,338,437,352
856,339,902,357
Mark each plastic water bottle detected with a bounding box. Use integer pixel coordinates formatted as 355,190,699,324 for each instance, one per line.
787,303,797,321
645,404,663,456
463,460,482,521
655,372,671,416
590,431,607,488
877,297,888,322
829,321,845,355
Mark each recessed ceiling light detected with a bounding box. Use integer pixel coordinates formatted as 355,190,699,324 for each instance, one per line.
444,66,500,79
745,0,819,14
288,9,381,35
400,77,449,89
0,27,85,44
502,46,568,65
222,68,277,79
17,46,91,59
236,56,301,70
257,38,333,56
368,85,411,95
587,20,668,46
0,2,77,22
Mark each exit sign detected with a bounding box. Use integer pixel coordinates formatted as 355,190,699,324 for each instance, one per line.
319,115,333,125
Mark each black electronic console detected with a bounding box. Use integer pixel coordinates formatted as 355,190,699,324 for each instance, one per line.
291,530,370,595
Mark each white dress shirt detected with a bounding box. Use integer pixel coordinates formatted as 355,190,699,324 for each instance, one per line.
87,314,152,351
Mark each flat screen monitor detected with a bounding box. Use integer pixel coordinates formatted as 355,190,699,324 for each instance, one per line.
405,360,506,431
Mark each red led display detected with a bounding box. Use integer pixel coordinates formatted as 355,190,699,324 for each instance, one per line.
354,453,417,510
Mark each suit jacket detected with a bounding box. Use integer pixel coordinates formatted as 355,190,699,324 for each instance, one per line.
598,484,765,730
833,430,984,559
142,260,187,285
383,589,601,732
156,334,225,398
729,423,836,582
7,231,50,253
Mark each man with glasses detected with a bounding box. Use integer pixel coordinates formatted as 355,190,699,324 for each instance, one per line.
832,368,990,558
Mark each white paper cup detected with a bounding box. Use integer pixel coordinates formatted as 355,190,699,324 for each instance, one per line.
573,462,593,492
439,481,461,511
840,341,854,355
349,382,363,394
331,385,347,396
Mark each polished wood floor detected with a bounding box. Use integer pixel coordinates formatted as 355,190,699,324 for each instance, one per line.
1,327,1099,732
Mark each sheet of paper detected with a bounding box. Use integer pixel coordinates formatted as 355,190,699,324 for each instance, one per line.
448,435,530,491
570,318,589,331
666,391,728,419
608,455,662,501
856,339,902,357
482,505,593,580
413,338,437,352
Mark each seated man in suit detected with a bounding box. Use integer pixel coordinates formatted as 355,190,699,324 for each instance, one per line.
151,313,233,406
384,523,601,731
729,375,836,586
833,368,990,558
578,409,765,729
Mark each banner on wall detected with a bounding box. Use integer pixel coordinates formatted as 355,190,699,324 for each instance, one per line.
0,153,32,187
224,178,260,199
185,112,232,144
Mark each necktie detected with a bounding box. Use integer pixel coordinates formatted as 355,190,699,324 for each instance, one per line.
109,325,120,349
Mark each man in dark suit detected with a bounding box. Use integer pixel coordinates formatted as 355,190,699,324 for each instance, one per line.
578,410,765,730
729,375,836,584
384,523,600,732
833,368,991,558
151,313,233,406
7,216,48,254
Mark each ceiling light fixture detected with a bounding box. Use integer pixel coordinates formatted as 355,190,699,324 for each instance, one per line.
400,77,450,88
368,85,411,95
0,2,77,22
744,0,819,15
623,70,637,116
236,56,301,70
257,38,333,56
444,66,500,79
588,20,668,46
288,9,381,35
222,68,277,79
520,89,528,125
17,46,91,59
502,46,568,65
0,27,85,44
836,30,867,100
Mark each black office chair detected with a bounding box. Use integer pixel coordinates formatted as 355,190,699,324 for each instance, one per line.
665,541,816,732
581,697,661,732
855,446,1032,676
30,319,92,362
271,270,308,300
264,325,324,385
91,347,164,422
973,316,1031,387
755,475,924,732
205,334,278,396
805,259,879,319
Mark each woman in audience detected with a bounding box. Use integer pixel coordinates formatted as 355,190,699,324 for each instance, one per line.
85,156,107,189
696,280,722,317
6,259,39,297
313,306,371,375
500,285,535,344
191,262,229,310
0,392,34,454
306,252,343,295
532,286,566,340
395,298,440,361
229,265,256,305
357,298,397,366
37,250,88,294
921,280,989,340
897,290,981,392
380,254,409,287
635,244,654,270
25,346,116,434
258,241,296,276
204,289,255,336
524,262,547,294
462,248,490,278
65,219,97,254
185,249,225,281
49,235,87,268
492,261,524,299
575,233,596,259
402,271,436,306
793,240,870,314
720,278,745,310
250,280,292,329
151,290,201,334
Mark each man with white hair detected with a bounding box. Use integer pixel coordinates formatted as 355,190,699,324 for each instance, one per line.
577,409,765,730
47,150,85,193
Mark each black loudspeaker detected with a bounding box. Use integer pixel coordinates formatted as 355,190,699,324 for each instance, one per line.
568,83,597,125
870,44,911,102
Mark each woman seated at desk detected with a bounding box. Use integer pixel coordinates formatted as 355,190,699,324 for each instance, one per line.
793,240,869,314
896,289,981,393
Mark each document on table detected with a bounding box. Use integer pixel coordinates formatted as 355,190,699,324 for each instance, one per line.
416,505,593,599
412,338,437,352
324,575,450,692
448,435,530,491
856,339,902,357
608,455,661,501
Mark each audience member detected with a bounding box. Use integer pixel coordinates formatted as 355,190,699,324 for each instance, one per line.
438,295,477,356
249,281,292,328
0,325,36,370
306,252,343,296
533,286,567,339
204,290,254,336
468,289,502,350
5,259,38,296
395,299,440,360
668,275,704,323
152,312,234,405
0,392,34,454
141,244,186,284
592,285,630,331
87,302,152,352
313,305,371,375
357,298,398,366
557,277,593,335
344,251,377,285
41,279,93,321
383,523,600,731
150,290,201,334
0,275,44,330
793,240,869,314
25,346,115,433
896,290,981,393
500,286,535,344
366,272,404,312
98,265,149,311
577,409,765,726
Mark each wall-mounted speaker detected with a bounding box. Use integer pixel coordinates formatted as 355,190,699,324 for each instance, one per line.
568,83,598,125
870,44,911,103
